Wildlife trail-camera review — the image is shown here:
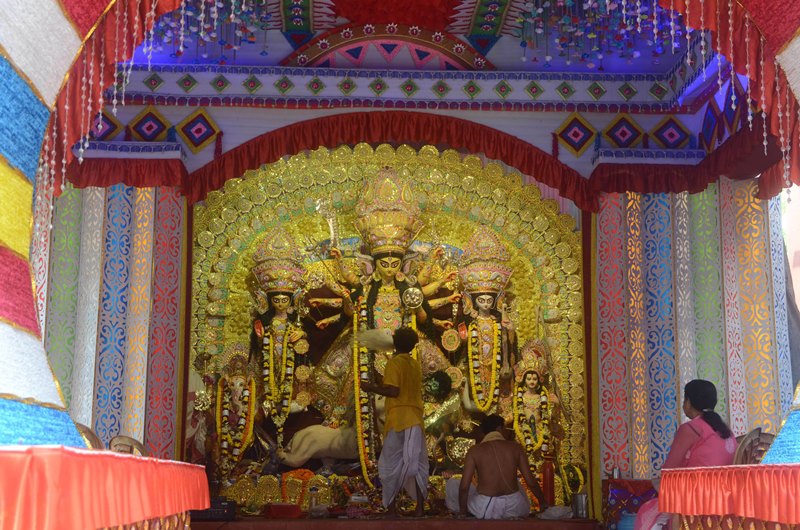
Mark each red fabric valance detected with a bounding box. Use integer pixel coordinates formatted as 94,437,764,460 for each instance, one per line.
660,464,800,524
0,445,209,530
590,121,783,194
67,157,188,190
186,111,599,210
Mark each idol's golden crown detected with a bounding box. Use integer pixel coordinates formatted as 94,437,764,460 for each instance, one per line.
252,228,306,294
458,230,512,293
354,167,424,255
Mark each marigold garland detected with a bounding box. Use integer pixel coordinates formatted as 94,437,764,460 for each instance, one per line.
466,318,502,412
353,296,375,488
512,380,546,458
261,320,301,447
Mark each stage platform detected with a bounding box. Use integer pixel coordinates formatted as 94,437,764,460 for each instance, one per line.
192,517,602,530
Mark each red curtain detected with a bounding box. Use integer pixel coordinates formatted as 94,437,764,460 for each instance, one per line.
49,0,182,194
659,0,800,194
591,119,782,194
67,158,188,190
186,111,600,211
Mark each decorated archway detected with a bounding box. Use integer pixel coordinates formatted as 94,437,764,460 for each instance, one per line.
189,143,587,507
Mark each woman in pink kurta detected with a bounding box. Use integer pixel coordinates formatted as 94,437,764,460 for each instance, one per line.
634,380,737,530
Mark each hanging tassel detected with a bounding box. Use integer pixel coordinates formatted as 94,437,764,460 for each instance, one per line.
124,125,132,141
215,130,224,159
167,126,177,142
643,133,649,148
551,132,559,158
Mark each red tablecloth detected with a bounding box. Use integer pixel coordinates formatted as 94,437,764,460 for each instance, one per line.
0,445,210,530
660,464,800,524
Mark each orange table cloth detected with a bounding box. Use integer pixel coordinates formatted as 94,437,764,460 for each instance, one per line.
660,464,800,524
0,445,210,530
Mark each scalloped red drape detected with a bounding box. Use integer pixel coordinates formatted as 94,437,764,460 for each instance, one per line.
590,118,782,194
185,111,600,211
659,0,800,196
68,111,784,211
67,157,189,190
50,0,181,194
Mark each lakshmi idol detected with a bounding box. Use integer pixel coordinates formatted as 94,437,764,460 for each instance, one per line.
457,229,517,418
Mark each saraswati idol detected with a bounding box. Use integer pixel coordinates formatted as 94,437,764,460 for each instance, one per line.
251,228,309,448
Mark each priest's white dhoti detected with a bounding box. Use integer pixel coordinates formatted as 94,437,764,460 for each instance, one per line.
445,478,531,519
378,425,429,508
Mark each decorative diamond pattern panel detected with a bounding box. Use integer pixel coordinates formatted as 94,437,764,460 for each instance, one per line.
556,81,576,100
556,112,597,157
369,78,388,96
587,81,606,100
400,79,419,97
338,77,356,95
240,75,262,94
307,77,325,95
432,80,451,98
143,73,164,92
649,82,668,100
618,82,638,101
463,80,481,99
494,80,512,99
91,110,122,141
177,74,198,93
603,114,644,148
525,80,544,100
177,108,220,154
211,74,231,93
129,106,170,142
651,116,690,149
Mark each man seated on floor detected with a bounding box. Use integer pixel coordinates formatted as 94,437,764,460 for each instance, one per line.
445,414,548,519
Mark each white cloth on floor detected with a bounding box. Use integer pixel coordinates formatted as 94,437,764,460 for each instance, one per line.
378,425,429,508
445,478,531,519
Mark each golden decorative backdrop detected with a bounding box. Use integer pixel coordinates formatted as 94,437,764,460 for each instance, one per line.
190,143,586,467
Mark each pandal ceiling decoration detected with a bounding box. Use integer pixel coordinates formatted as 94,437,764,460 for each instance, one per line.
35,0,800,206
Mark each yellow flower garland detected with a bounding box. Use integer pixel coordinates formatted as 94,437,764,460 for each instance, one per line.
466,318,502,413
512,381,546,457
261,321,300,448
353,296,375,488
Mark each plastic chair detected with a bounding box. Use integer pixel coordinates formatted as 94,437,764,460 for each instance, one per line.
734,428,775,465
75,422,104,449
109,435,148,457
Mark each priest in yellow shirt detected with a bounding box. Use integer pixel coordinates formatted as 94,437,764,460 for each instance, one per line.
361,327,428,517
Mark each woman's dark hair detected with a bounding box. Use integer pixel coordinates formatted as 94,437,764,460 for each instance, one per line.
684,379,732,439
393,327,419,353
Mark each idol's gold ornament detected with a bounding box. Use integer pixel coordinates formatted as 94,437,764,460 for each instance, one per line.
458,229,516,414
191,143,587,499
251,228,309,448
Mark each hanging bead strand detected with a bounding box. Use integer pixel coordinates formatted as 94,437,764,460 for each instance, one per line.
760,35,768,156
699,0,706,79
728,0,735,110
77,46,88,163
111,0,122,116
670,0,676,54
715,0,723,91
745,16,753,130
85,36,95,156
685,0,692,67
61,77,70,194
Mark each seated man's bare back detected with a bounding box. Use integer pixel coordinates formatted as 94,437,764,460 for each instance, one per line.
447,415,547,518
467,439,531,497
